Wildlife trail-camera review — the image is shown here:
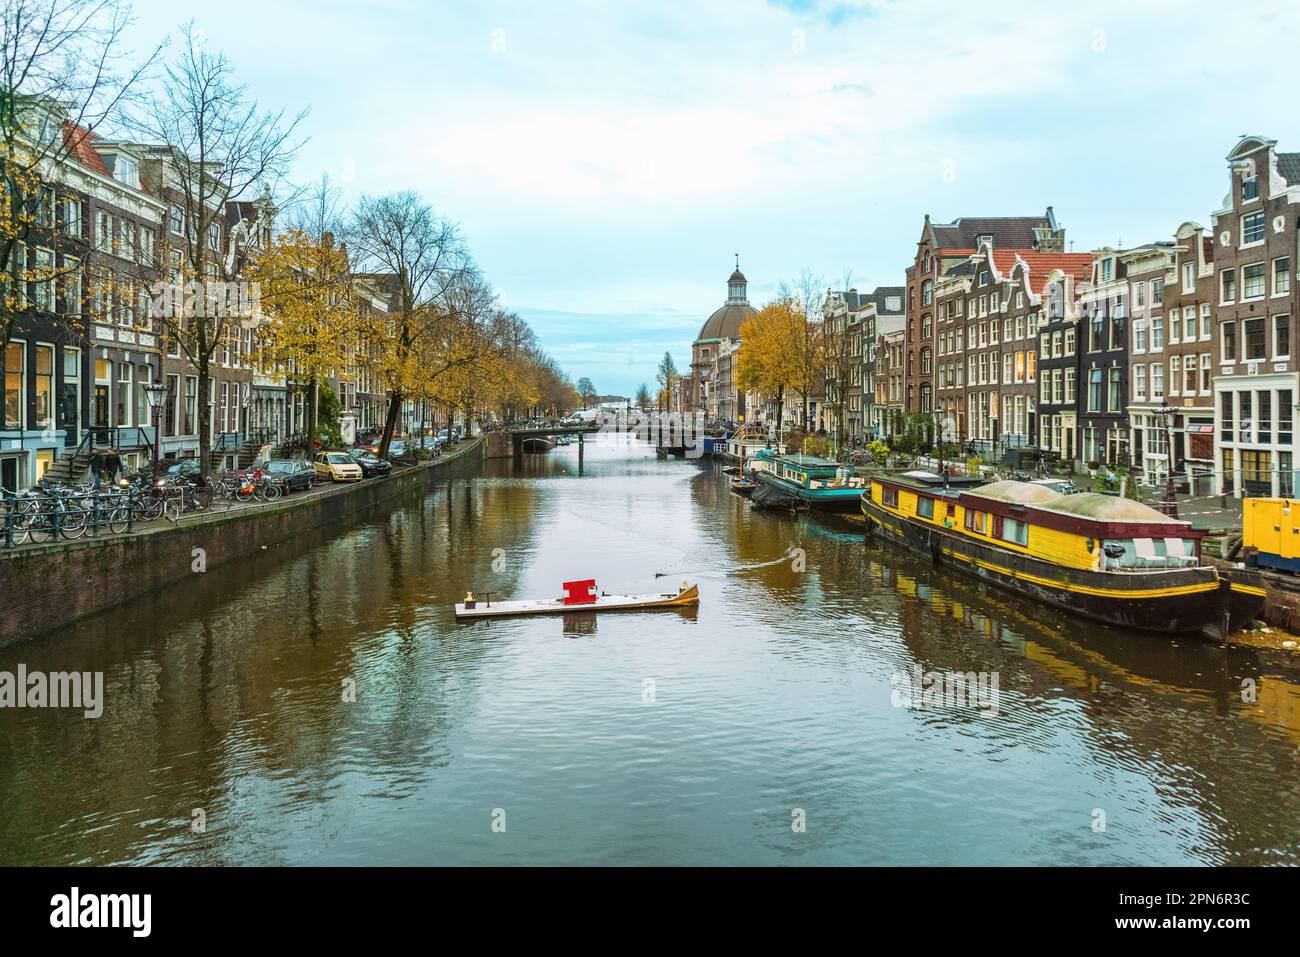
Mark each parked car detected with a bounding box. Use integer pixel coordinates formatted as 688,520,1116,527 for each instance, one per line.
264,458,315,494
347,449,393,478
313,451,363,483
386,440,408,459
162,459,203,479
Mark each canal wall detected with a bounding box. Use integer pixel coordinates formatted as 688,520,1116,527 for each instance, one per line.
0,438,485,647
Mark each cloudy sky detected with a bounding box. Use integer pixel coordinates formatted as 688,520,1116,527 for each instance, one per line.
123,0,1300,396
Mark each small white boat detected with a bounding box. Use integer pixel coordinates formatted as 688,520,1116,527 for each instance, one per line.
455,580,700,620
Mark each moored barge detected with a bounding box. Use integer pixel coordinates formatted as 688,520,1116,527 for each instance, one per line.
862,472,1265,640
752,453,867,512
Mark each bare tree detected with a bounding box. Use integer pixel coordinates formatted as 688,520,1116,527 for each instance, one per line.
1,0,162,345
347,191,475,458
129,22,307,478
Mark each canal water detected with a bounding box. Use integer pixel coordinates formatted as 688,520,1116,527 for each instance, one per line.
2,433,1299,866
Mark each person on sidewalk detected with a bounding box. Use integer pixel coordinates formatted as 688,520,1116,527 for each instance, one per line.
103,448,122,486
88,447,105,489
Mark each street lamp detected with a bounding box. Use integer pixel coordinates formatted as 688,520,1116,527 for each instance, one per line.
144,382,170,488
1154,405,1178,517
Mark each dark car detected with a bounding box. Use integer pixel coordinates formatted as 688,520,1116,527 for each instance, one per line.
162,459,203,480
263,458,315,493
347,449,393,478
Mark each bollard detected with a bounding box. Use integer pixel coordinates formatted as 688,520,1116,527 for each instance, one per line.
126,486,135,533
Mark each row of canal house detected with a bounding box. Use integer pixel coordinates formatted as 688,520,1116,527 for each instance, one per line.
899,134,1300,497
3,102,395,492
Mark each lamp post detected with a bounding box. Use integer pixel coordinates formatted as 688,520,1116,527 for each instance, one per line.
1154,405,1178,517
144,382,170,488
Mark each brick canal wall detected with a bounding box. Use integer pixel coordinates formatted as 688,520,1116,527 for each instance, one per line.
0,438,485,647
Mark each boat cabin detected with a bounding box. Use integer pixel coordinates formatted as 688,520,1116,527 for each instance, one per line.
765,453,866,490
869,476,1205,572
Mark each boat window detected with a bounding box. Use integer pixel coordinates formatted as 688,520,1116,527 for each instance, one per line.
1100,538,1198,569
917,496,935,520
965,510,987,534
997,516,1029,546
882,486,899,507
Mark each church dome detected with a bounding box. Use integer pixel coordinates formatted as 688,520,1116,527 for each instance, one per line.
697,302,756,342
696,257,755,343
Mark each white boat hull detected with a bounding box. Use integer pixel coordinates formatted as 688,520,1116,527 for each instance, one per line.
455,585,699,619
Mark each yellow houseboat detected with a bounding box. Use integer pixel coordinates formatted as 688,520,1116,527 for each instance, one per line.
862,472,1265,640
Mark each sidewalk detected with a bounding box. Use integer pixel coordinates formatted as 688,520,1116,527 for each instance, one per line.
1137,489,1243,533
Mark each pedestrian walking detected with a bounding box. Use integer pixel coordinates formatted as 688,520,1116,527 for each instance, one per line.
104,448,122,485
88,447,105,489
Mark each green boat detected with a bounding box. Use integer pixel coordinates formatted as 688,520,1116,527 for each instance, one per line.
751,453,867,512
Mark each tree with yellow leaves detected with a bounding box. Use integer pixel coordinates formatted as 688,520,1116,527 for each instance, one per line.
245,227,356,451
737,297,812,443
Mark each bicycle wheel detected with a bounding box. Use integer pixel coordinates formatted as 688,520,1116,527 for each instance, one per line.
19,512,48,544
164,496,182,522
58,506,88,539
137,495,166,522
107,507,131,535
260,482,282,502
189,486,212,511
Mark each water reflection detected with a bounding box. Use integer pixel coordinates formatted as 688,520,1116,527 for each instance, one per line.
0,437,1297,866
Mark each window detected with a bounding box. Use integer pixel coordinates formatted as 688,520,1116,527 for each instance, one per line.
1184,357,1198,396
116,361,132,427
1276,314,1291,359
1221,320,1237,361
1221,268,1236,303
998,516,1029,547
1200,303,1211,340
1064,328,1075,355
1243,262,1266,300
1004,353,1013,384
1244,317,1267,360
1183,306,1196,343
1088,368,1102,412
921,280,933,306
917,496,935,520
881,485,898,507
4,342,24,429
207,222,221,252
62,198,82,238
1133,282,1145,309
964,509,987,534
1169,311,1180,345
1108,366,1121,411
1182,263,1195,293
1150,362,1163,400
1200,353,1211,394
1243,211,1265,245
169,205,183,235
1275,257,1291,296
1151,314,1164,350
1243,172,1259,202
62,256,81,317
114,156,138,188
96,211,112,251
32,248,54,312
1170,356,1181,396
1134,364,1147,401
1152,278,1164,305
183,375,197,435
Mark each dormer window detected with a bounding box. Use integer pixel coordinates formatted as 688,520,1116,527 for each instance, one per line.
114,157,138,188
975,234,993,249
978,270,989,287
1242,172,1259,202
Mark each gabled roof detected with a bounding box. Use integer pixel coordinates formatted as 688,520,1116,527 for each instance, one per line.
62,122,109,176
928,210,1055,250
1278,152,1300,186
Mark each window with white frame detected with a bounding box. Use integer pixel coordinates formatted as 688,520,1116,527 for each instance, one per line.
1151,314,1164,350
1242,211,1265,245
1170,356,1181,396
1221,268,1236,303
1183,262,1195,293
1274,257,1291,296
1243,262,1266,300
1275,314,1291,360
1134,364,1146,401
1150,362,1163,400
1200,303,1211,340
